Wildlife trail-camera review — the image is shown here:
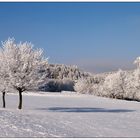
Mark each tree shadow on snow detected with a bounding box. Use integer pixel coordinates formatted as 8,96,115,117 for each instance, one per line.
35,107,135,113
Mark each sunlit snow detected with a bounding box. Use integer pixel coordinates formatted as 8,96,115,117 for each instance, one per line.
0,91,140,137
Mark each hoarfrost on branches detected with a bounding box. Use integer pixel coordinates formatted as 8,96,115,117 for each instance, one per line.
102,69,126,99
0,38,48,109
134,56,140,68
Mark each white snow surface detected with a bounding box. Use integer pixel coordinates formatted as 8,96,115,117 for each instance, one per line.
0,91,140,138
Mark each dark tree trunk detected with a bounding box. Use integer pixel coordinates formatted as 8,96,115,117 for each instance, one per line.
18,89,22,109
2,91,6,108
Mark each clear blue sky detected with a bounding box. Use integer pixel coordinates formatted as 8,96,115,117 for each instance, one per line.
0,2,140,73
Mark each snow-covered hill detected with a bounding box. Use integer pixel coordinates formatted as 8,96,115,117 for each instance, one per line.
0,92,140,137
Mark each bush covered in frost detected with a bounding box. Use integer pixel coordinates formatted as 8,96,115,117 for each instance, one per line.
39,79,74,92
74,76,103,95
74,78,91,94
74,67,140,101
101,69,126,99
123,69,140,101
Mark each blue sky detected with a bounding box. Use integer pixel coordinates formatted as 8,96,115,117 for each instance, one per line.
0,2,140,73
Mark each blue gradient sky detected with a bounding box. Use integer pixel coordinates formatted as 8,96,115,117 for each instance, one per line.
0,2,140,73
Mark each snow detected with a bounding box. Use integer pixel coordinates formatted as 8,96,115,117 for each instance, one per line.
0,91,140,137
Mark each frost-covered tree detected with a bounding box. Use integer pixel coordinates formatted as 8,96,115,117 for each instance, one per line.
124,59,140,100
0,50,9,108
74,78,94,94
134,57,140,68
74,79,88,93
132,58,140,95
102,69,126,99
1,38,48,109
0,75,7,108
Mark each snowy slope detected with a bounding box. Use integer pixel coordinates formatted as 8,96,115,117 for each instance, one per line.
0,92,140,137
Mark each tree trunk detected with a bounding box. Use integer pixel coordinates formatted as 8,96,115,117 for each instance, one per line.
18,89,22,109
2,91,6,108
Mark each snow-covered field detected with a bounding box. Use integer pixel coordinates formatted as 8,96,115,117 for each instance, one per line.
0,91,140,138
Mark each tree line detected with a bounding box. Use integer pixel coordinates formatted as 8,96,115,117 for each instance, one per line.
74,57,140,101
1,38,139,109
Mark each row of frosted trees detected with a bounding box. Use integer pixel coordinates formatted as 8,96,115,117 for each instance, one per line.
39,64,91,92
2,37,139,108
45,64,90,80
74,57,140,101
0,38,48,109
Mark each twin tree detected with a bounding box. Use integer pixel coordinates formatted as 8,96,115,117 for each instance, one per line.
0,38,48,109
